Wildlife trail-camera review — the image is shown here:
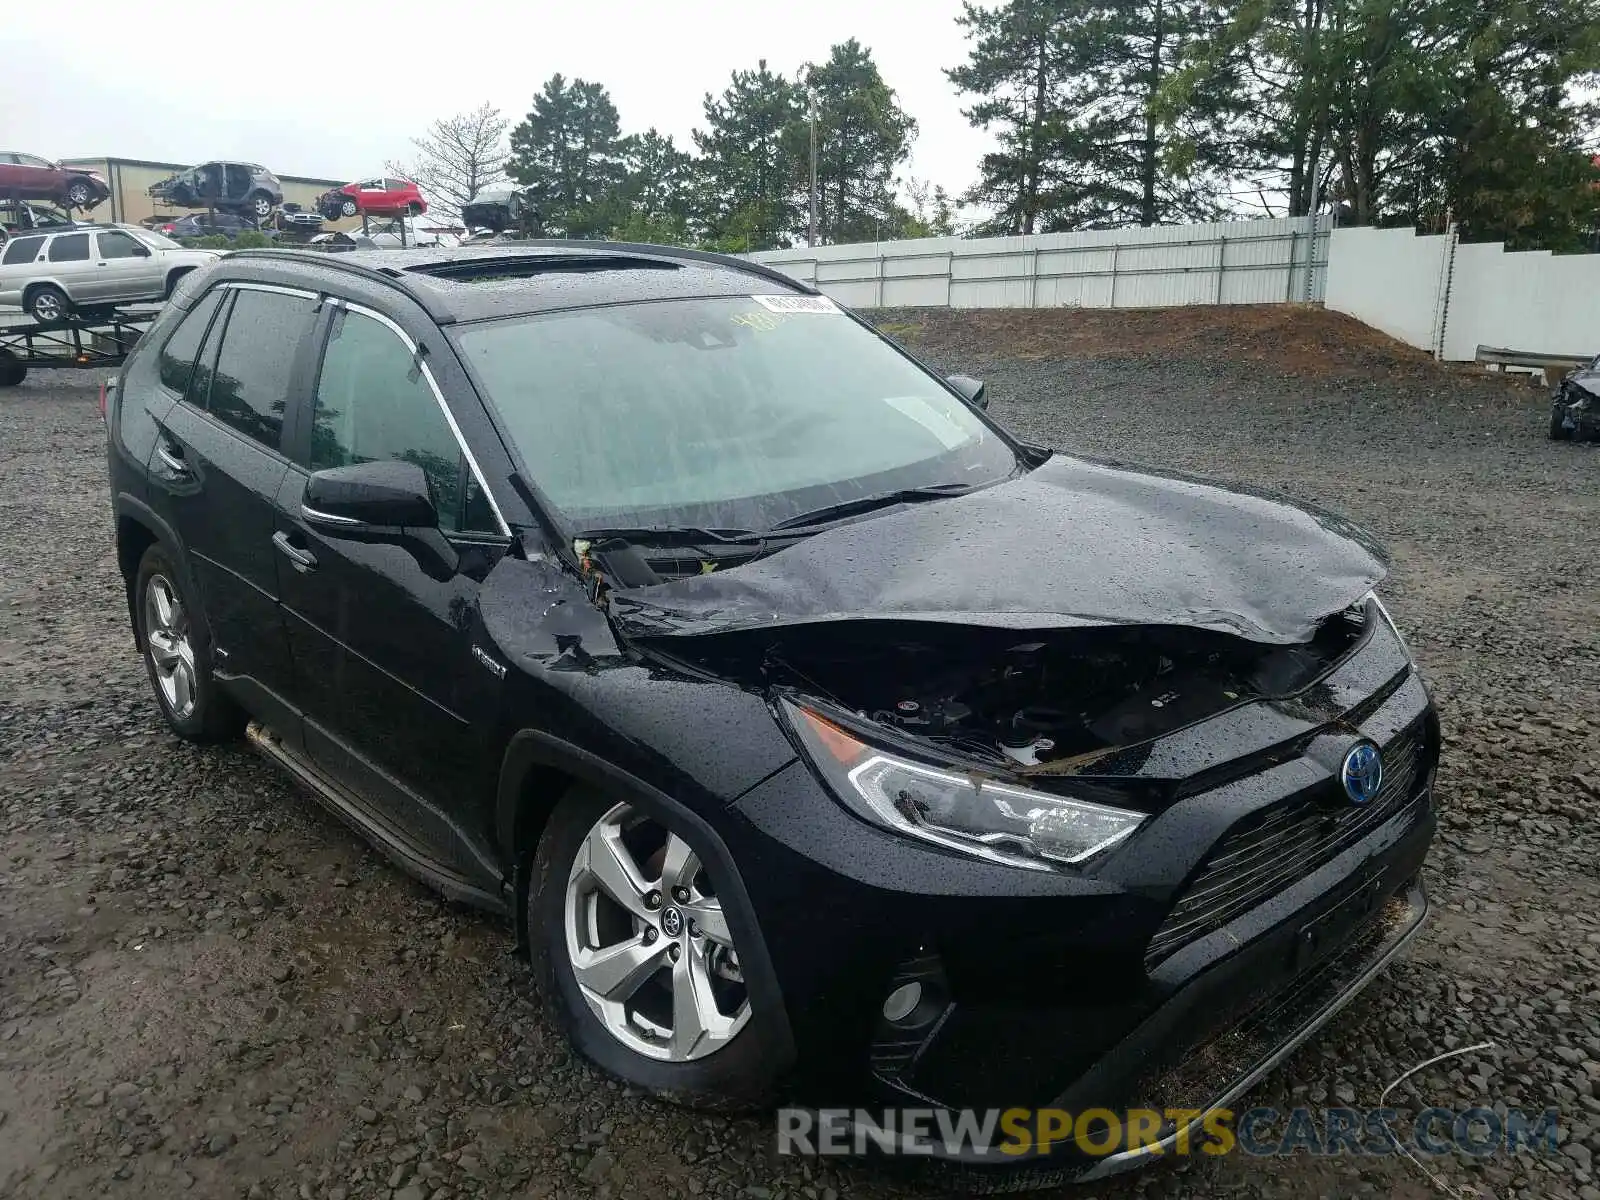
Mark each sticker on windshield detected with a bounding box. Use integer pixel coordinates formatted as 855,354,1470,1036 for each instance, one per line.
751,294,840,314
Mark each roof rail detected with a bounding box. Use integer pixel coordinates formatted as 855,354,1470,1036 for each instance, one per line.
220,248,456,323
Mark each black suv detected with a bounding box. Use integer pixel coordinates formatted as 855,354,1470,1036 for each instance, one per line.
105,245,1437,1183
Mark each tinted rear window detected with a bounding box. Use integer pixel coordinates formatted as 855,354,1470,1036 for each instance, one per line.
2,235,45,265
48,234,90,262
204,288,318,450
159,289,225,393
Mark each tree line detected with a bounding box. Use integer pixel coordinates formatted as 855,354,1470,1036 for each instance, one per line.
396,2,1600,254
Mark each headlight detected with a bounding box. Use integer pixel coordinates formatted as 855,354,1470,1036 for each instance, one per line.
785,700,1144,872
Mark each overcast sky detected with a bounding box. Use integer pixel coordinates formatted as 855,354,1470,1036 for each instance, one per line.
3,0,994,198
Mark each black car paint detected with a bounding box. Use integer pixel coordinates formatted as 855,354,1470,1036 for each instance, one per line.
607,453,1389,644
107,245,1438,1168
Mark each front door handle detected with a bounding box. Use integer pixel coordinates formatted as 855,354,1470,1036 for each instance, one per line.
271,530,318,573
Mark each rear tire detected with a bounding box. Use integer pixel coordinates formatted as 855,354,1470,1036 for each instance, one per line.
528,786,779,1112
26,284,71,324
134,545,245,743
0,350,25,387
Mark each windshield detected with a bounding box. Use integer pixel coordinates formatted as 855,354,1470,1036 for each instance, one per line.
451,296,1020,531
132,228,180,250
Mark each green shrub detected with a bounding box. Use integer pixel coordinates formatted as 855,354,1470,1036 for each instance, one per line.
232,231,273,250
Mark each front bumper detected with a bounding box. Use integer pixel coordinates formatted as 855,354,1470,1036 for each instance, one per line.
727,614,1438,1181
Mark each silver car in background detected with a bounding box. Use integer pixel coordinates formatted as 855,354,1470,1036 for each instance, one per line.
0,225,221,323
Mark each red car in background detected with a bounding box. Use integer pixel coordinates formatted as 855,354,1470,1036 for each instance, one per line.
0,152,109,211
316,177,427,220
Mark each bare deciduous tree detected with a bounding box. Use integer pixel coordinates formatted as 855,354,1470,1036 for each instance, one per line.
387,103,510,220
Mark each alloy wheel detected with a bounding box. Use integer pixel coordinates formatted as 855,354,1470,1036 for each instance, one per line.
564,802,750,1061
31,291,63,322
67,182,91,207
144,574,198,719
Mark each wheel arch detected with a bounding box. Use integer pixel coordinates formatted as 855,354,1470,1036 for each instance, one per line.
495,728,796,1067
21,279,67,309
115,497,202,651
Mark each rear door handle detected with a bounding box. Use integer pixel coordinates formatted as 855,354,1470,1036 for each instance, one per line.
271,530,318,573
154,440,189,476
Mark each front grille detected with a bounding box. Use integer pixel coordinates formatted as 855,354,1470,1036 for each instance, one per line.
1146,724,1427,966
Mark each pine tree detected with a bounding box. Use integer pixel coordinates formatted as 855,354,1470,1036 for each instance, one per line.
507,75,627,238
801,40,919,243
693,60,807,251
611,129,699,245
946,0,1073,234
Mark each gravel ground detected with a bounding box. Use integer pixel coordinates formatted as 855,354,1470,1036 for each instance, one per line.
3,305,1599,1200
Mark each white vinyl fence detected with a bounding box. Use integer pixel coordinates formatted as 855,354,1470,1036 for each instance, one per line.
1325,225,1600,362
749,216,1330,310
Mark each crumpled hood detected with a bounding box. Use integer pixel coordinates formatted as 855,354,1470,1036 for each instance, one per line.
607,454,1387,644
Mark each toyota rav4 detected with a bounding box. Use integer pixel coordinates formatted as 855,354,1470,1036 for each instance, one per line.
104,244,1437,1187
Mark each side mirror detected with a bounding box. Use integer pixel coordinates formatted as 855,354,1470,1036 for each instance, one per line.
133,244,151,258
948,374,988,410
301,460,458,581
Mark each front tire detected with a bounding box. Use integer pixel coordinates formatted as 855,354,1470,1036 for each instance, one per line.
249,192,274,220
134,545,244,742
64,179,93,209
340,198,358,218
528,787,778,1110
1550,403,1573,441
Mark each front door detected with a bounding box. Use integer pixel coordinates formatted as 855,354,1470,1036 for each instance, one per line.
145,282,321,725
274,300,508,878
90,229,161,302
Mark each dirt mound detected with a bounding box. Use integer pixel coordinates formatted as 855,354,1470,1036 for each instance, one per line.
874,303,1463,380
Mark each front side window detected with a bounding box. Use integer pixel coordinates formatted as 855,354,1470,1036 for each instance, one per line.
17,154,51,168
158,288,225,393
450,296,1019,531
47,233,90,262
204,288,318,450
96,231,143,260
2,234,45,265
310,307,493,533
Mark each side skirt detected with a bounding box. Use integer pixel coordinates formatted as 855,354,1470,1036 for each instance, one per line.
246,721,510,917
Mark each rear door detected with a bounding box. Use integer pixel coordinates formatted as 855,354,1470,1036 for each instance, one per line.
145,282,322,735
273,299,510,876
92,229,162,301
42,232,97,303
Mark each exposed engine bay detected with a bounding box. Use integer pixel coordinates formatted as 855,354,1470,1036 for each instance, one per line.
664,601,1371,770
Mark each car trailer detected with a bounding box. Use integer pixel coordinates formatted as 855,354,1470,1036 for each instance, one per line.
0,307,157,387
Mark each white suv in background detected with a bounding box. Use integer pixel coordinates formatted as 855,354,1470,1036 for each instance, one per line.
0,225,221,323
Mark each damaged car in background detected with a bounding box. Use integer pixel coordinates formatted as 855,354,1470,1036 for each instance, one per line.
105,244,1438,1188
1551,352,1600,441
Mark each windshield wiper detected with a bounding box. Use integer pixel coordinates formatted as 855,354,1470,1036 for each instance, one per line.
767,482,980,533
574,525,768,547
